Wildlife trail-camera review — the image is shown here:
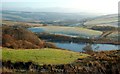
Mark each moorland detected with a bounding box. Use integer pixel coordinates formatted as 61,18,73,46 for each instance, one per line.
1,10,120,74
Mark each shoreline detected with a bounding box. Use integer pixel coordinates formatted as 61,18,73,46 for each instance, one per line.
36,33,119,45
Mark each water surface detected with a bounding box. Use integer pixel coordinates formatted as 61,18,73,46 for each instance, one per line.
28,27,119,52
55,42,119,52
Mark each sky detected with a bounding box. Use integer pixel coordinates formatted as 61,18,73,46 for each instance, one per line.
1,0,120,14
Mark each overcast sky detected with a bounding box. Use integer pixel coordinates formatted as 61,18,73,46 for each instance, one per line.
1,0,120,14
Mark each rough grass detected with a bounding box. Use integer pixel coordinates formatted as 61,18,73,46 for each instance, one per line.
2,48,89,65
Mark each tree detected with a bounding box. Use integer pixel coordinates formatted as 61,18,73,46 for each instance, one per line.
82,44,93,53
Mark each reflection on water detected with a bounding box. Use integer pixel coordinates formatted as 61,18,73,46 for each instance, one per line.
55,42,119,52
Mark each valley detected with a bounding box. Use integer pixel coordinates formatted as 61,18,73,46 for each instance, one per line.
1,10,120,73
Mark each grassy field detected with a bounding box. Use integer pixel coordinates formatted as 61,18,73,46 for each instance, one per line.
28,26,102,38
2,48,88,65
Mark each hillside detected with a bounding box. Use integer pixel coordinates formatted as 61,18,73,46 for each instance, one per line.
2,10,97,26
2,10,94,22
2,48,88,65
84,14,118,28
28,26,102,38
2,11,118,28
2,20,43,28
2,26,56,49
2,48,120,73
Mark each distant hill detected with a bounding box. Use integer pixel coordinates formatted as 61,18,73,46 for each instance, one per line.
84,14,118,28
2,10,117,27
1,10,97,26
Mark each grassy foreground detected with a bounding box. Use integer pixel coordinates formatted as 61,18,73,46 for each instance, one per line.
2,48,88,65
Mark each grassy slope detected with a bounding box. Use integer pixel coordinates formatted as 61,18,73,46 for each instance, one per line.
2,48,88,65
84,14,118,28
31,26,102,37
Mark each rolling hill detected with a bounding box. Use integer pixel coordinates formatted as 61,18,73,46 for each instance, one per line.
1,10,96,26
84,14,118,28
2,10,95,21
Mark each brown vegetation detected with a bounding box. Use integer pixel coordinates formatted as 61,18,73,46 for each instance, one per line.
2,50,120,74
2,26,56,49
